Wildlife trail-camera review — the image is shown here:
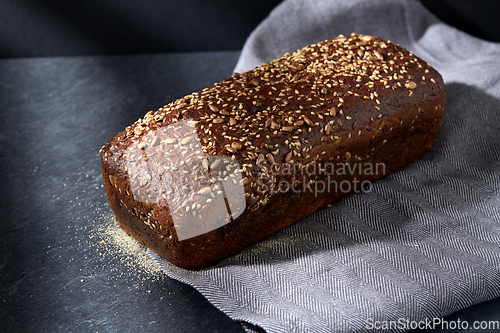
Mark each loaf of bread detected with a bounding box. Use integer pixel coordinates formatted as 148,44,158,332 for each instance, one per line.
100,33,446,269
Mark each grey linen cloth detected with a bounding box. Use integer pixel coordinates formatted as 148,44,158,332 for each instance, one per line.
149,0,500,331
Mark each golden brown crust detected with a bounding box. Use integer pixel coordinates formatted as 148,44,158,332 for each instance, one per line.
100,33,446,269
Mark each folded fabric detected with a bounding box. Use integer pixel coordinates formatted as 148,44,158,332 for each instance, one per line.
150,0,500,331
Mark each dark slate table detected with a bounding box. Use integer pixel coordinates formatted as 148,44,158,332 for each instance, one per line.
1,51,499,332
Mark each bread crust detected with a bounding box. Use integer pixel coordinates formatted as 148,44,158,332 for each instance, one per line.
100,33,446,269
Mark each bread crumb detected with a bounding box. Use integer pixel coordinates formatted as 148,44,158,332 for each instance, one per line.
94,210,162,278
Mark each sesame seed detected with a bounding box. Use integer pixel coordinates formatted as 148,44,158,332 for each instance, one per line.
378,120,386,130
210,159,221,169
231,141,242,150
325,123,331,135
291,73,301,82
256,154,265,165
198,187,211,195
181,136,194,145
303,117,314,126
406,81,417,89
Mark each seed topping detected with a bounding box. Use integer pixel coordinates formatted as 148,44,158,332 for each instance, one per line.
406,81,417,89
109,32,443,215
198,187,212,195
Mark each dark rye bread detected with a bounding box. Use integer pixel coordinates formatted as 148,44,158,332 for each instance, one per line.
100,33,446,269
